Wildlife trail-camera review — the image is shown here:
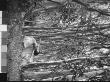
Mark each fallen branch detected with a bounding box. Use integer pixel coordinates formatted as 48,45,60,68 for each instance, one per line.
22,70,72,81
21,55,110,70
72,0,110,16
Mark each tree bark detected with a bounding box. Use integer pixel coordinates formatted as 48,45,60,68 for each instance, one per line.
7,24,23,81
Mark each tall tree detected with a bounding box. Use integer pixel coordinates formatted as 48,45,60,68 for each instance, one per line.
7,0,24,81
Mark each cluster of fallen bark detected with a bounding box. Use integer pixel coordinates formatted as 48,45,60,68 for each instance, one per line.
22,67,110,81
21,55,110,81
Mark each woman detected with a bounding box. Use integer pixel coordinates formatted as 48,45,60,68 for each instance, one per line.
21,36,40,66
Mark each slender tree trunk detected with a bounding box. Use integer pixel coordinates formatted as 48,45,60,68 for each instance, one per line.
7,23,23,81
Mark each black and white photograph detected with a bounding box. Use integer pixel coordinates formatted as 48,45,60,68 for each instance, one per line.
1,0,110,81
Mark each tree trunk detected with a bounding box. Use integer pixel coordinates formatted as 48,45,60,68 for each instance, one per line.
7,24,23,81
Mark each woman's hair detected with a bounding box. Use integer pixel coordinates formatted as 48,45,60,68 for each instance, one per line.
33,49,40,56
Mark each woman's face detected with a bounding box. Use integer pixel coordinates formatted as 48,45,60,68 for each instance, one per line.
23,36,36,48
